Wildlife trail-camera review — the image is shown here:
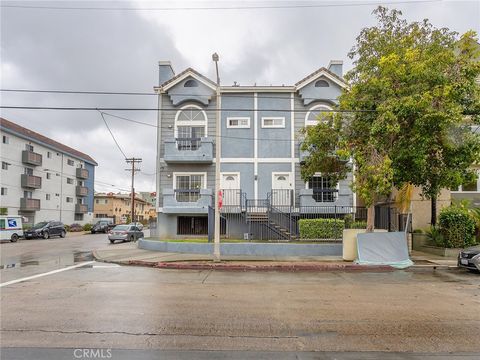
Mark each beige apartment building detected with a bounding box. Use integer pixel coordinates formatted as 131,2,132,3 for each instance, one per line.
93,193,155,224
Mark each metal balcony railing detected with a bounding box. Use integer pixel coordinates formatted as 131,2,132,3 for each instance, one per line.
22,150,42,166
175,189,201,202
76,186,88,197
75,204,88,213
76,168,89,179
21,174,42,189
20,198,40,211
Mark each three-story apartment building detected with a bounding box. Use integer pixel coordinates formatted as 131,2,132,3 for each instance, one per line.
0,118,97,226
154,61,355,239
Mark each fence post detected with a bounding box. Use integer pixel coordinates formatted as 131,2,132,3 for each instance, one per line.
387,207,392,232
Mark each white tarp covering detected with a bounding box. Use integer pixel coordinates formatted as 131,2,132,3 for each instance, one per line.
356,231,413,269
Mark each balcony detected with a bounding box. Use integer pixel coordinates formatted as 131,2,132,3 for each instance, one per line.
75,204,88,213
76,168,89,179
164,137,213,163
21,174,42,189
20,198,40,211
163,188,212,214
76,186,88,197
22,150,42,166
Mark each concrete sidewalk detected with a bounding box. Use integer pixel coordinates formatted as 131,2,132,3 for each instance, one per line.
92,243,459,271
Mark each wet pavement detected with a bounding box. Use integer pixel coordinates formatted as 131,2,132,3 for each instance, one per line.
1,233,480,359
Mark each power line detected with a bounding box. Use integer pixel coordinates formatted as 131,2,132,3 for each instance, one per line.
0,105,373,113
0,88,342,102
99,111,128,159
0,1,441,11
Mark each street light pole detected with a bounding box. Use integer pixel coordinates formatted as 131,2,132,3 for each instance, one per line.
212,53,221,262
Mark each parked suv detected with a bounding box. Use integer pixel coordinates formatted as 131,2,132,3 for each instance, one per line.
91,220,116,234
24,221,66,239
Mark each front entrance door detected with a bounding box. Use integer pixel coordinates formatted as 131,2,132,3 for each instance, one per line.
220,173,240,206
271,173,293,207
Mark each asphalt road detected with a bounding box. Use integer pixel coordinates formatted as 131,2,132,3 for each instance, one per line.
1,233,480,360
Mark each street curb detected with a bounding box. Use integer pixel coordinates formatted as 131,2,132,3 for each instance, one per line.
92,251,396,271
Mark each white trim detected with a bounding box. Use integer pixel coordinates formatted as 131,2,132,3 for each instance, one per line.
261,117,285,128
172,172,207,189
290,92,295,182
272,172,293,190
254,93,258,199
226,117,251,129
295,69,348,90
174,104,208,138
162,70,217,91
221,86,295,92
219,158,299,163
305,104,333,126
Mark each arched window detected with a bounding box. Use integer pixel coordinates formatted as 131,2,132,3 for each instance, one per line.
184,79,199,87
175,104,208,150
314,79,329,87
305,104,333,126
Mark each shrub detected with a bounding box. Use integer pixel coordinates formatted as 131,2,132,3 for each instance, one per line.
438,206,476,248
349,221,367,229
343,214,353,228
298,218,345,239
83,223,92,232
64,224,71,232
426,226,444,247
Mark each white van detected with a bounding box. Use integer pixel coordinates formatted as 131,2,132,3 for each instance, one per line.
0,215,24,242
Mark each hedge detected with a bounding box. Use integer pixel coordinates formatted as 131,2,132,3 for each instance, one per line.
298,218,344,239
438,206,476,248
83,223,93,231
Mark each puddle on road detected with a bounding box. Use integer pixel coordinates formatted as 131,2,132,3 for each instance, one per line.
0,251,94,270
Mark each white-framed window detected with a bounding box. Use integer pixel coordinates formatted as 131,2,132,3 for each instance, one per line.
261,117,285,128
1,187,7,196
455,170,480,192
175,104,208,150
46,194,51,200
227,117,250,129
1,162,9,170
2,135,8,144
24,167,33,175
25,144,34,151
66,197,73,203
67,159,74,166
67,178,74,184
173,172,206,202
305,104,333,127
46,173,51,180
47,151,52,158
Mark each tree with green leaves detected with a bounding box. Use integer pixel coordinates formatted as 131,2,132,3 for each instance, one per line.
301,6,480,230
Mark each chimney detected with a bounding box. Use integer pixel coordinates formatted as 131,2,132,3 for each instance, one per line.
158,61,175,86
327,60,343,77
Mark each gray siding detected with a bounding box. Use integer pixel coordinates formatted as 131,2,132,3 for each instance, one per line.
258,93,291,158
221,93,254,158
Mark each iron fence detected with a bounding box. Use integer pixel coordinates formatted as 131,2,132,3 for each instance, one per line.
208,200,410,242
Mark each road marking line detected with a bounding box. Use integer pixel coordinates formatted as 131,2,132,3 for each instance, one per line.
0,261,95,288
92,264,120,268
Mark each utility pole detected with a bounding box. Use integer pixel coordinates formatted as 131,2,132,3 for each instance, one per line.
212,52,221,262
125,157,142,223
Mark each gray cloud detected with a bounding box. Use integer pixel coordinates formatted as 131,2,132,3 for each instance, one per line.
1,0,479,192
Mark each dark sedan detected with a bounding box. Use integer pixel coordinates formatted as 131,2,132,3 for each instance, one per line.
458,245,480,272
108,225,144,244
24,221,66,239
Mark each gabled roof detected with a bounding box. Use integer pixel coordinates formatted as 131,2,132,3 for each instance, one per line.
0,117,98,165
295,67,348,90
160,67,217,91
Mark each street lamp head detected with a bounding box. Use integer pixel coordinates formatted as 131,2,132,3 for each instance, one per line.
212,53,219,62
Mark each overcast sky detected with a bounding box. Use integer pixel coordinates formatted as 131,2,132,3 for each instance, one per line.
1,0,479,193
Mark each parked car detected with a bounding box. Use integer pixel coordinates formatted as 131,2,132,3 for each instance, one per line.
128,222,144,231
458,245,480,272
69,223,83,232
108,225,144,244
24,221,66,239
91,220,116,234
0,215,24,242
